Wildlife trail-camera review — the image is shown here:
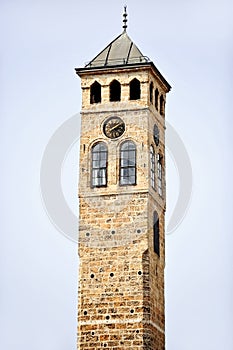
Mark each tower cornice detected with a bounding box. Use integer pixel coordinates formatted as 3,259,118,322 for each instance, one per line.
75,62,171,93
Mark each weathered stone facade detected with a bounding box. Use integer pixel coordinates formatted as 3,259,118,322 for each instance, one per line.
76,42,170,349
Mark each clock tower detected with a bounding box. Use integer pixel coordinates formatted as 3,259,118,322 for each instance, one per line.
75,8,171,350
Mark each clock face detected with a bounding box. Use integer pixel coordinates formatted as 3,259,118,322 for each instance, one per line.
103,117,125,139
153,124,160,146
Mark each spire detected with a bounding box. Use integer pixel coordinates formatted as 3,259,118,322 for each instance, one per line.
122,6,128,32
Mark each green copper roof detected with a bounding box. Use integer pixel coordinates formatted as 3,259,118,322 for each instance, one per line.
85,31,150,68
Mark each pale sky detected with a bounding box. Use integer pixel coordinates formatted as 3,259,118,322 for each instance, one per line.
1,0,233,349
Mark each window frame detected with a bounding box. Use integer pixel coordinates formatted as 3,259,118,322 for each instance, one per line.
119,140,137,186
150,145,156,190
91,142,108,188
157,153,163,196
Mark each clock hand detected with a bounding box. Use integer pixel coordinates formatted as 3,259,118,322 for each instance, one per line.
109,122,123,133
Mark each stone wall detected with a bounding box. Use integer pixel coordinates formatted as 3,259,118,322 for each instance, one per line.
77,65,167,349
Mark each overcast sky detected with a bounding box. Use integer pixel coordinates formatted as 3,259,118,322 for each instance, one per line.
1,0,233,349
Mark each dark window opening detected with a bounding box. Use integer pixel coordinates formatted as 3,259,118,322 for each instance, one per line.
129,78,141,100
160,95,165,115
153,211,160,256
91,142,108,187
90,81,101,104
155,88,159,110
110,80,121,101
120,141,136,185
149,82,154,103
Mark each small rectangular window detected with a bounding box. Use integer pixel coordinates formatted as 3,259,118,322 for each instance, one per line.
153,211,160,256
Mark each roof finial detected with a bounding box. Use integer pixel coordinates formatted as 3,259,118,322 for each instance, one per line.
122,5,128,32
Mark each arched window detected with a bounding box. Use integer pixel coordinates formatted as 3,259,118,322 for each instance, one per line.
155,88,159,110
129,78,141,100
150,146,155,189
149,82,154,103
160,95,165,115
110,80,121,101
120,141,136,185
157,154,162,196
153,211,160,256
91,142,107,187
90,81,101,104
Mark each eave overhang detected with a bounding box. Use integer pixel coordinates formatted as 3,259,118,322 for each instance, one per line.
75,62,171,93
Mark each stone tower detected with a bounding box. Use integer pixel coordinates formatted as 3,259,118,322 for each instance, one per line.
75,9,171,350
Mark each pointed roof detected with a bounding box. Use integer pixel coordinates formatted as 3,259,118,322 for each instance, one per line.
84,31,150,69
75,24,171,91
